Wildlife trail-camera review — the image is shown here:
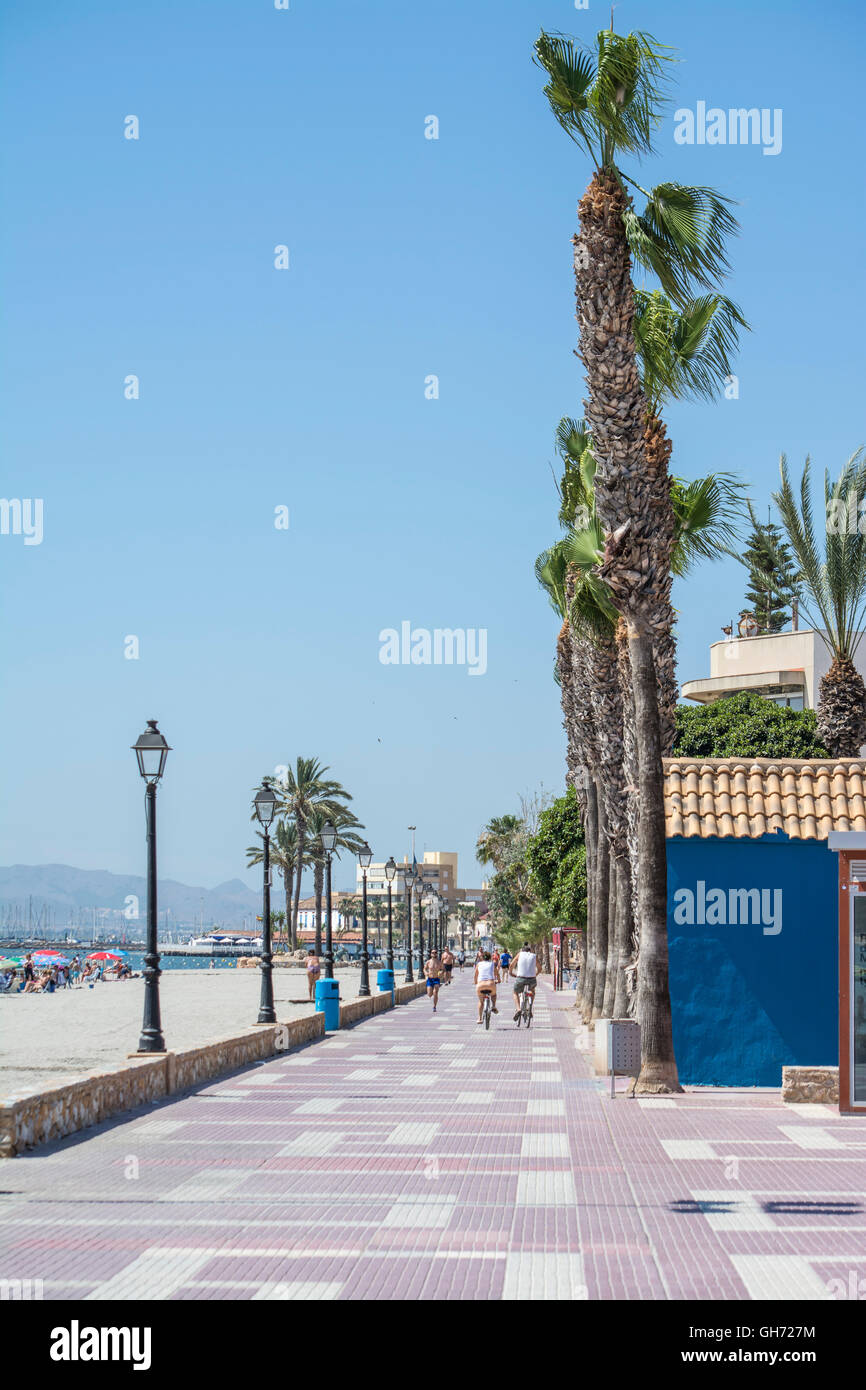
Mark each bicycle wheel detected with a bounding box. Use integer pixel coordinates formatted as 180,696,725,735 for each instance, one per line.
484,997,491,1030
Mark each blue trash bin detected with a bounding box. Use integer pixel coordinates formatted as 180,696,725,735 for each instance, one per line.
315,977,341,1031
376,968,395,1003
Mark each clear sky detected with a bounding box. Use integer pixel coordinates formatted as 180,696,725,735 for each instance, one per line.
2,0,864,896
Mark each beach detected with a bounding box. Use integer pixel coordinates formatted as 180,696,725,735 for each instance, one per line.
0,965,397,1097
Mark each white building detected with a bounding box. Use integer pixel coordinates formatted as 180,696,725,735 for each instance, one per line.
681,628,866,712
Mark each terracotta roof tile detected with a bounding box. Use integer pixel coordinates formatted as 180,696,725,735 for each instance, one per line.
664,758,866,840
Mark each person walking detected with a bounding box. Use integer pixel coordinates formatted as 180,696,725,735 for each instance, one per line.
305,949,321,1001
424,950,442,1013
457,949,465,971
441,947,454,985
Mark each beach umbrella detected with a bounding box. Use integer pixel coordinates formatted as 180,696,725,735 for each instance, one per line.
0,956,22,969
33,953,71,966
85,950,127,962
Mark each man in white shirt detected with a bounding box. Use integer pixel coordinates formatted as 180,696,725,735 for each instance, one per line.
509,942,538,1021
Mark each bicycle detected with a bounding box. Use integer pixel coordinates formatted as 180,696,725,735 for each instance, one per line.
481,990,493,1030
516,984,534,1029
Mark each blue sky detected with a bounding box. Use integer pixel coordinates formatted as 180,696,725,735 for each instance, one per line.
2,0,864,896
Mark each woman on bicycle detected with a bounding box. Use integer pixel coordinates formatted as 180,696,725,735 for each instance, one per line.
473,951,499,1023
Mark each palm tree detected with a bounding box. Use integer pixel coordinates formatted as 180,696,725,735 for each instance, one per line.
773,451,866,755
247,819,303,951
539,421,745,1026
275,758,353,949
534,26,744,1092
306,805,366,955
475,816,523,874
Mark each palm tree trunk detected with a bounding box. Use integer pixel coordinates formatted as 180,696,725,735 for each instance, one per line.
602,851,617,1018
612,853,632,1018
629,624,682,1092
581,779,599,1022
284,866,296,952
591,790,609,1021
292,819,304,951
314,863,323,956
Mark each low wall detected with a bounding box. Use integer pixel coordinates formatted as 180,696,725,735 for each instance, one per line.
0,1013,324,1158
782,1065,839,1104
1,977,430,1157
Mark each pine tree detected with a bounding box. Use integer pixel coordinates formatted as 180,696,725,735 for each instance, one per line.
742,504,800,632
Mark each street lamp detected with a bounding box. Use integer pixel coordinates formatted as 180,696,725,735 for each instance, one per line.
404,867,414,983
320,819,337,980
384,856,396,972
253,781,277,1024
416,874,425,976
131,720,171,1053
358,842,372,996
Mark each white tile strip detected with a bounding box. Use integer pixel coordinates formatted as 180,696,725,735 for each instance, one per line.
402,1074,436,1087
381,1199,456,1228
252,1281,344,1300
277,1131,346,1157
132,1120,188,1138
527,1100,566,1116
346,1069,383,1081
455,1092,495,1105
660,1139,716,1160
515,1171,577,1205
637,1099,677,1110
691,1190,776,1232
520,1133,570,1158
165,1169,252,1202
729,1254,830,1301
502,1252,585,1300
294,1098,345,1115
84,1248,216,1300
385,1122,440,1146
778,1126,845,1151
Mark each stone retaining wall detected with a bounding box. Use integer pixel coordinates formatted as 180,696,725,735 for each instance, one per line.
1,978,430,1158
0,1013,324,1158
781,1065,839,1104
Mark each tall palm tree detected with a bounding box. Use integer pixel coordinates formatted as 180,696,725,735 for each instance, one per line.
535,26,744,1092
275,758,353,948
773,451,866,755
306,805,366,955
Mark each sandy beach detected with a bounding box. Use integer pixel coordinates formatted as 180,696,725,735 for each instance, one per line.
0,965,400,1097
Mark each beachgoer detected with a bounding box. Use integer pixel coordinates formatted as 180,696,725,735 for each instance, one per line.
305,950,321,1001
457,950,465,971
473,951,499,1022
441,947,454,985
424,951,442,1012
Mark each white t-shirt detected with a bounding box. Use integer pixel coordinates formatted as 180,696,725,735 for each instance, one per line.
476,961,495,982
515,951,537,978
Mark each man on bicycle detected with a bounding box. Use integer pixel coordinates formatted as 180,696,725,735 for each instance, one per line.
473,951,499,1023
509,942,538,1022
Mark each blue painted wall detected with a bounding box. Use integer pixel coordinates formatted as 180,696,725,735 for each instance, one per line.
666,831,839,1087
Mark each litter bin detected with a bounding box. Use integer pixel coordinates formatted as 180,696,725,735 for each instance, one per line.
315,977,341,1031
376,968,395,1003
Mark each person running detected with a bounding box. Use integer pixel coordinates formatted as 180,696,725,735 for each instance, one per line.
441,947,454,985
473,950,500,1023
305,950,321,1001
509,942,538,1021
424,950,442,1012
499,948,512,978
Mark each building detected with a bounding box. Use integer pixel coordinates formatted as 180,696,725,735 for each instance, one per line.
663,755,866,1110
681,627,866,713
354,851,484,908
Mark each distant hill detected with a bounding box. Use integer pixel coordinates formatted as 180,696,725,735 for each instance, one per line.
0,863,261,932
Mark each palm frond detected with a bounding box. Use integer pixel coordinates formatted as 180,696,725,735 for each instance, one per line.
671,472,748,576
624,183,740,302
533,31,597,158
633,289,748,409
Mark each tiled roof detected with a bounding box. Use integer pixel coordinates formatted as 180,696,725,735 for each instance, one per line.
664,758,866,840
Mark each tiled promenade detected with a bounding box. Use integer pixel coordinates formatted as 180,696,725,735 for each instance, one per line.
2,975,865,1300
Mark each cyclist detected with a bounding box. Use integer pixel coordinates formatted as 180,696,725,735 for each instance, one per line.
509,942,538,1022
424,949,442,1013
473,950,500,1023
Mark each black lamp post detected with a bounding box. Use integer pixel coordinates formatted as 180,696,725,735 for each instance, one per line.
358,842,372,996
132,720,170,1053
416,876,425,975
404,870,414,983
321,820,337,980
385,856,396,972
253,781,277,1024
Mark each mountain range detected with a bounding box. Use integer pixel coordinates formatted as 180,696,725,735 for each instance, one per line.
0,863,261,931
